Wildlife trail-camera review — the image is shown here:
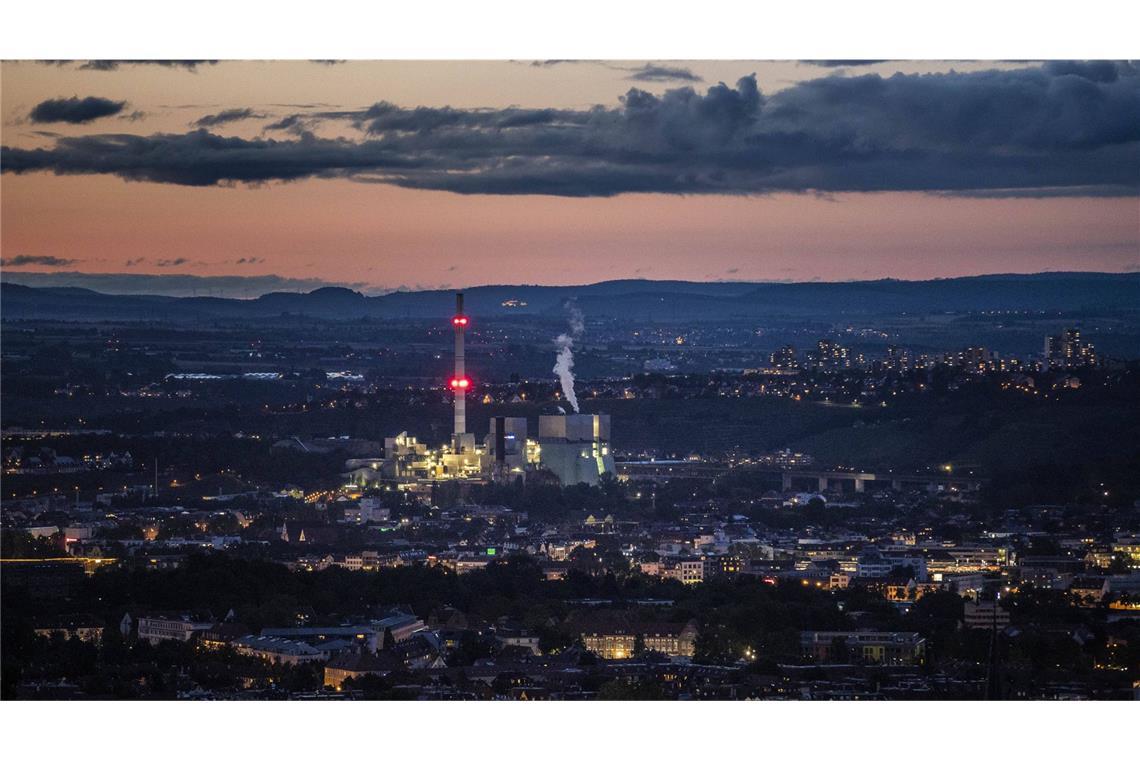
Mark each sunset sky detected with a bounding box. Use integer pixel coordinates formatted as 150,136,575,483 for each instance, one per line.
2,60,1137,294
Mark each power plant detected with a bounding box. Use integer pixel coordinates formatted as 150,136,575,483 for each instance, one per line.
537,413,614,487
344,292,614,490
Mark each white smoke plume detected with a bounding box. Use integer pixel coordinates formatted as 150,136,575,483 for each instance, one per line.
566,302,584,336
553,302,585,413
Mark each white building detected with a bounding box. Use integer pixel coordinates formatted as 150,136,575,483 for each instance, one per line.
358,497,391,523
536,414,615,487
137,613,214,644
233,636,325,665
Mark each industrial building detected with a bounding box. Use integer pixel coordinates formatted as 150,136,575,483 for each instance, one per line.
487,415,529,479
343,292,613,489
535,413,614,487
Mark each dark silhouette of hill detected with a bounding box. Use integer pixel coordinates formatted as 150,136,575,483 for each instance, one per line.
2,273,1137,322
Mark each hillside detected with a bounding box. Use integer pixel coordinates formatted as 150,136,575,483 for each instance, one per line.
3,272,1137,322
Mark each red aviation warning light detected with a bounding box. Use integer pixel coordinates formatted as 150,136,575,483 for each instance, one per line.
452,315,469,327
449,377,471,390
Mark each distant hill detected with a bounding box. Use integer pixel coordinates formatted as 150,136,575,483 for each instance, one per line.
1,273,1137,322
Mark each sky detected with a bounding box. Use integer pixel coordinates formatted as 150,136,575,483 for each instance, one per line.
2,59,1138,295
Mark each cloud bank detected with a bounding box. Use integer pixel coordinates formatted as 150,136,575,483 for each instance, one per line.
1,254,80,267
73,60,218,72
5,62,1138,197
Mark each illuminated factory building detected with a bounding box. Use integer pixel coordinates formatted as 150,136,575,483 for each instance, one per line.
535,413,614,487
343,292,612,489
487,415,529,480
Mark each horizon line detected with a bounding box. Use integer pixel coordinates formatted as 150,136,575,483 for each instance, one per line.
2,268,1137,300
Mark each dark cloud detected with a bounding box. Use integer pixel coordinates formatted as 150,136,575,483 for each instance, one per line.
1043,60,1122,83
263,113,321,135
351,101,569,134
5,63,1138,198
1,254,79,267
234,256,264,264
193,108,264,127
626,64,703,82
76,60,218,72
29,96,126,124
2,129,426,186
806,60,890,67
529,60,702,82
268,102,340,109
155,258,190,267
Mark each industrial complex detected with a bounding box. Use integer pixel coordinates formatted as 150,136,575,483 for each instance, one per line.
344,293,614,490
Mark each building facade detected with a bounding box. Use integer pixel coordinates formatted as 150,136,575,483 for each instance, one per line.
801,631,927,666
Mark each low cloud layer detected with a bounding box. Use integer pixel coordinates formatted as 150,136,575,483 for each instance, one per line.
1,254,79,267
5,62,1138,197
806,60,889,68
28,96,126,124
52,60,219,72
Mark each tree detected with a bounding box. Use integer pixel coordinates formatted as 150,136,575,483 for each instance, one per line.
694,625,736,665
887,564,916,582
342,673,392,698
829,635,851,665
597,678,665,700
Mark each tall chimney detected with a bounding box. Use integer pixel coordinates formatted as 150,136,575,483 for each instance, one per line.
452,292,467,442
